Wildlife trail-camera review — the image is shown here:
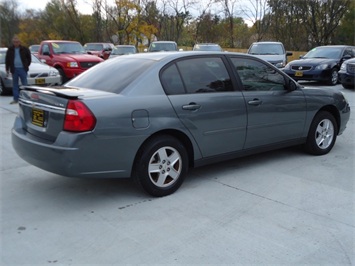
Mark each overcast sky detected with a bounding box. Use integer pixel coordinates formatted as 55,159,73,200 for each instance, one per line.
18,0,93,14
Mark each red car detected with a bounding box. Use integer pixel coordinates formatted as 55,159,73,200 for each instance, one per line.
84,42,114,60
37,40,104,83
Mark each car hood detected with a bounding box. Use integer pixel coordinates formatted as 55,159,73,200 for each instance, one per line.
29,63,57,73
58,54,103,62
290,58,338,66
249,54,285,62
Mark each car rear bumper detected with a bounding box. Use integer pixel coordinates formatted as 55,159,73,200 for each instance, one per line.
11,116,135,179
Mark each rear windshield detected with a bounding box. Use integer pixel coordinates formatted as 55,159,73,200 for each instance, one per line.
65,57,155,93
249,43,284,55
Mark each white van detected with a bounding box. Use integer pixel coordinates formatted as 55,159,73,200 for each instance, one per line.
247,41,293,68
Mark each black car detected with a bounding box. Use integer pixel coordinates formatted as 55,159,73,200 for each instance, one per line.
283,45,355,85
339,58,355,89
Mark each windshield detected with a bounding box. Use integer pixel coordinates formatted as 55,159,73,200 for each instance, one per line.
303,47,342,59
111,46,136,55
84,44,104,51
193,44,222,51
65,57,155,93
249,43,284,55
149,43,177,52
30,45,40,52
52,42,86,54
31,54,41,63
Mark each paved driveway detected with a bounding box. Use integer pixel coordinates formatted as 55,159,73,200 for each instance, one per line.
1,84,354,265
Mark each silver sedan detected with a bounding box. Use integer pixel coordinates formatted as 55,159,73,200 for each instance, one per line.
12,51,351,196
0,48,61,95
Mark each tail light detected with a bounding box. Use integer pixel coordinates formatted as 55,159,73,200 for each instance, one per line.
64,100,96,132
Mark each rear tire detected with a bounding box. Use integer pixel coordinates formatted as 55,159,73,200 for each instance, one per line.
133,135,188,197
305,111,337,155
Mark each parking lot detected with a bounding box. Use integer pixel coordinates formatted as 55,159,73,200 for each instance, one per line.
1,83,354,265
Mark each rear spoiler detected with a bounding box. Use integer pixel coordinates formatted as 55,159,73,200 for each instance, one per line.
20,85,82,99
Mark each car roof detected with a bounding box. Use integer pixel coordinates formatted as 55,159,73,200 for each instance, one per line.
114,45,135,47
151,41,177,43
194,43,221,46
251,41,283,45
312,45,354,49
112,51,246,62
42,40,80,43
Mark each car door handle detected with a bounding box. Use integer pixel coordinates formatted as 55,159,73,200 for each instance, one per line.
248,99,262,106
182,103,201,110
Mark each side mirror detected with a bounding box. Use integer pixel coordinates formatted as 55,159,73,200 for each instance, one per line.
43,51,50,56
286,51,293,56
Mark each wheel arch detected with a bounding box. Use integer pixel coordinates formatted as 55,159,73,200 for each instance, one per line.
316,105,341,133
132,129,195,174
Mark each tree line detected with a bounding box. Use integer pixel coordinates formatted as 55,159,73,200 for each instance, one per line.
0,0,354,51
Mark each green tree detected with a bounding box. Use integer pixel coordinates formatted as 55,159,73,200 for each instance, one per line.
0,0,20,46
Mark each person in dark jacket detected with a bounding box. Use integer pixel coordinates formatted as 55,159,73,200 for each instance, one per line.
5,35,31,104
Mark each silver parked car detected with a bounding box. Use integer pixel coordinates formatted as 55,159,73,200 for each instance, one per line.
12,51,351,196
0,48,61,95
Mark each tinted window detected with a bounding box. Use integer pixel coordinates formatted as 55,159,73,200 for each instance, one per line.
162,57,233,94
111,46,137,55
249,43,284,55
304,47,343,59
65,57,155,93
231,58,285,91
149,43,177,52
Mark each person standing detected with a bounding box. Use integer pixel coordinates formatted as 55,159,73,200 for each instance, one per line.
5,35,31,104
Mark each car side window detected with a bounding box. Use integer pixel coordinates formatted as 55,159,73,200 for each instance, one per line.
231,57,285,91
161,57,233,95
161,64,186,95
343,48,352,57
177,57,232,94
42,44,49,54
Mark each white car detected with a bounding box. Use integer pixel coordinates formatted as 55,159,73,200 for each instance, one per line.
0,48,62,95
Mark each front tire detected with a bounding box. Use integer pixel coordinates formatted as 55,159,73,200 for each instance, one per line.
327,68,338,86
305,111,337,155
57,68,68,84
133,135,188,197
0,78,10,96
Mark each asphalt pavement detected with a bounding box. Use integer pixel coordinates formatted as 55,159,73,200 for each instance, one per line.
1,83,354,265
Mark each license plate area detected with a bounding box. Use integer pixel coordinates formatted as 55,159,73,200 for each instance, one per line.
295,71,303,77
32,108,45,127
35,78,45,85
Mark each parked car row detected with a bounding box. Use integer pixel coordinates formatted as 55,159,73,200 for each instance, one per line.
4,39,355,91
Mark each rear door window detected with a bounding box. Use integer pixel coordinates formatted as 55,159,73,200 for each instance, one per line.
161,57,233,95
